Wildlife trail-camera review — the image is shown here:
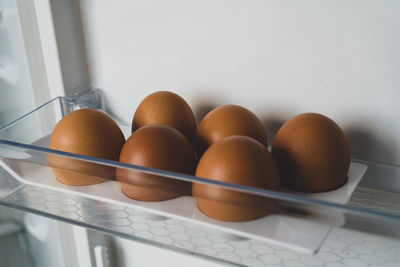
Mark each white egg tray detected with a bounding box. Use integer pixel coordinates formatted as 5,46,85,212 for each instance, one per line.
0,154,366,254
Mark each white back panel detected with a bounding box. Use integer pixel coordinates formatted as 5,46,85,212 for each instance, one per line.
79,0,400,164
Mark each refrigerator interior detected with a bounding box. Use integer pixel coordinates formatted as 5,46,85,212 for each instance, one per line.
0,0,400,266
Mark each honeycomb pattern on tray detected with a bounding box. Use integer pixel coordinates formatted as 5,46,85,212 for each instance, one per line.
3,184,400,267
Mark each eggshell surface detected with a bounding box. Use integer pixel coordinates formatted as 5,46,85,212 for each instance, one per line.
193,136,279,222
271,113,350,193
48,108,125,185
132,91,197,141
196,105,267,154
117,124,196,201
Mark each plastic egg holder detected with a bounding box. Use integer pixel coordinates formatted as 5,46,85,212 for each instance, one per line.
0,91,368,254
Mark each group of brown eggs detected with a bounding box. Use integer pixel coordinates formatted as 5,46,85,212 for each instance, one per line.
48,91,350,222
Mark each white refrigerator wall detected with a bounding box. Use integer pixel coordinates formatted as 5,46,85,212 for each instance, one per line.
78,0,400,165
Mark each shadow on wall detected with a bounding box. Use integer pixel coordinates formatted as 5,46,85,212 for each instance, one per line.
192,102,219,124
261,116,287,148
344,126,396,165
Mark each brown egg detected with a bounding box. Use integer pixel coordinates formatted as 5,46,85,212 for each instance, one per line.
271,113,350,193
117,124,196,201
132,91,197,142
48,109,125,185
196,105,267,155
193,136,279,222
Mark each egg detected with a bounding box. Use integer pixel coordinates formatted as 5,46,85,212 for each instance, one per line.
117,124,196,201
132,91,197,142
196,105,267,155
193,136,279,222
48,109,125,185
271,113,350,192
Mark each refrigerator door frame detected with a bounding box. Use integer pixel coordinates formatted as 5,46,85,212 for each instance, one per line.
14,0,62,103
15,0,89,100
12,2,93,267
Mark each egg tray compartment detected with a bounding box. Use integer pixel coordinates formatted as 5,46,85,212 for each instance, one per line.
0,96,370,254
0,97,366,253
